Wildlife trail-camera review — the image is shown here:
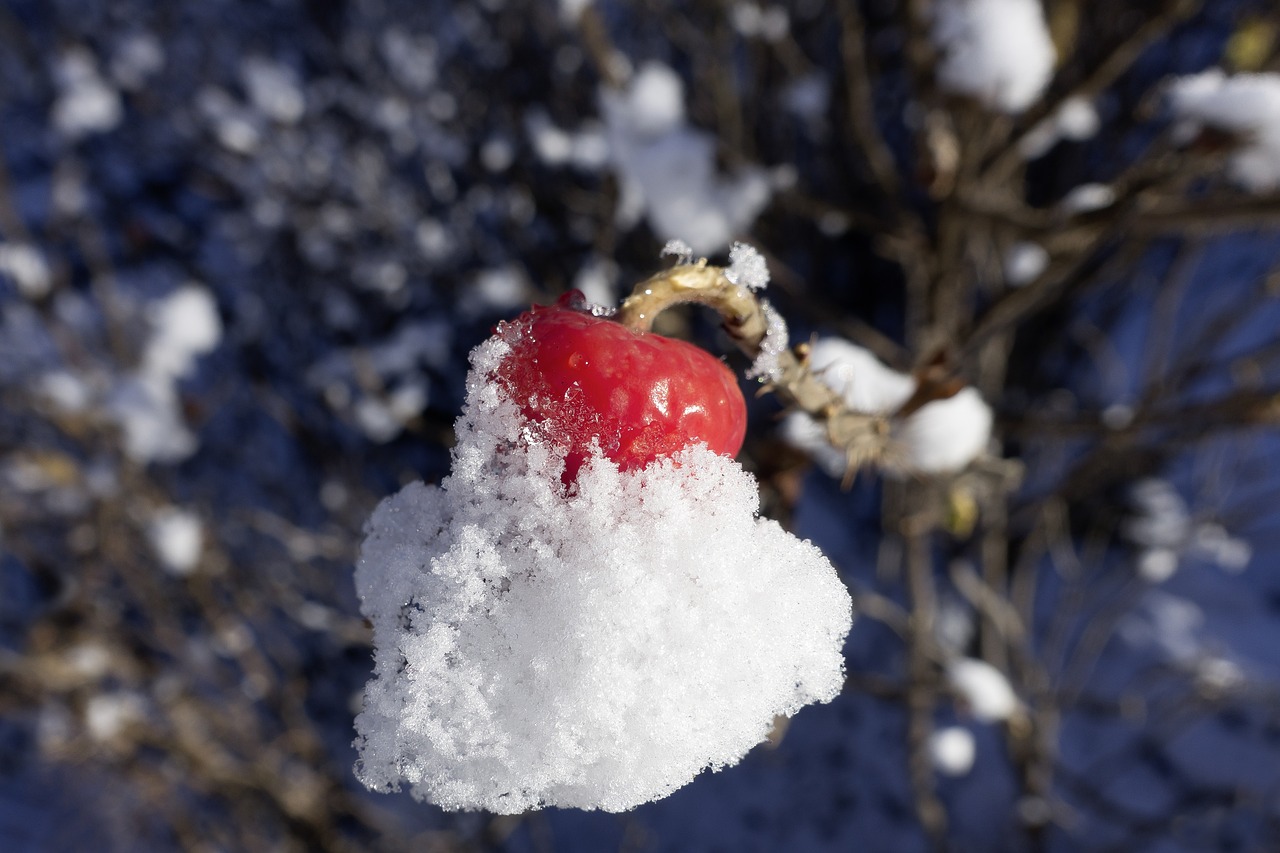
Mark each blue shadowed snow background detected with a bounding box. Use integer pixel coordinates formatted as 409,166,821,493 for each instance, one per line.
2,0,1280,851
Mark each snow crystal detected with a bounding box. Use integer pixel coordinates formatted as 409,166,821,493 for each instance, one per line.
661,239,694,265
929,726,976,776
1167,70,1280,192
745,299,788,382
782,338,991,475
147,508,203,576
725,242,770,291
354,337,852,813
1004,241,1048,286
602,63,772,254
0,242,52,300
932,0,1056,114
947,658,1019,723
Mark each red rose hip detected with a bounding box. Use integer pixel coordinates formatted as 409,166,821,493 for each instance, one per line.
492,292,747,481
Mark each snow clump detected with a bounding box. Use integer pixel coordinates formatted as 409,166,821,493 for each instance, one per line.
947,657,1020,723
603,63,772,254
108,284,222,463
929,725,976,776
932,0,1056,114
782,337,992,475
1166,69,1280,192
354,336,852,813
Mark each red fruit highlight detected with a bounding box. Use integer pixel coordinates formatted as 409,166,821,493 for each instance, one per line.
492,291,747,481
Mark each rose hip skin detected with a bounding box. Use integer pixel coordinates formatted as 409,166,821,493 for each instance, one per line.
493,292,747,481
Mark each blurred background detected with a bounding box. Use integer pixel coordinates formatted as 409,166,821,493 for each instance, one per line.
3,0,1280,850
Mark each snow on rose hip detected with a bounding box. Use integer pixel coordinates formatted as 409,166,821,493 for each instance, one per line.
353,248,852,813
491,291,747,481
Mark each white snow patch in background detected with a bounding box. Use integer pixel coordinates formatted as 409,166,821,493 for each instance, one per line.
85,693,144,742
110,31,164,91
1004,241,1048,286
52,47,123,139
1020,96,1101,158
241,57,306,124
730,3,790,43
1167,70,1280,192
782,338,992,475
897,387,993,474
109,284,222,463
0,243,53,299
930,726,976,776
1123,478,1253,582
602,63,772,254
932,0,1056,114
559,0,593,24
354,337,852,813
147,508,204,576
573,255,619,308
1060,183,1116,215
947,657,1019,722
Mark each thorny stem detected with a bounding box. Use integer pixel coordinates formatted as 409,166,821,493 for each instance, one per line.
617,259,894,473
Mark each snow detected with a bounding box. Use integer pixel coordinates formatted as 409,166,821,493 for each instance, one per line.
1019,96,1101,158
0,243,53,300
353,335,852,813
51,48,123,139
1060,182,1116,214
110,285,223,463
660,238,694,264
730,3,790,43
602,63,772,254
241,57,306,124
896,387,993,474
725,241,770,291
1167,69,1280,192
85,693,143,743
1004,241,1048,286
947,658,1019,723
929,726,976,776
1123,478,1253,582
147,508,203,576
109,32,164,91
746,299,788,382
932,0,1056,114
782,338,992,475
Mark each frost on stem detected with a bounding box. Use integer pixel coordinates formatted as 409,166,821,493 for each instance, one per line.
353,336,852,814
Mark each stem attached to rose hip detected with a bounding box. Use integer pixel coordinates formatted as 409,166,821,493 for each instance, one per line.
617,259,894,476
